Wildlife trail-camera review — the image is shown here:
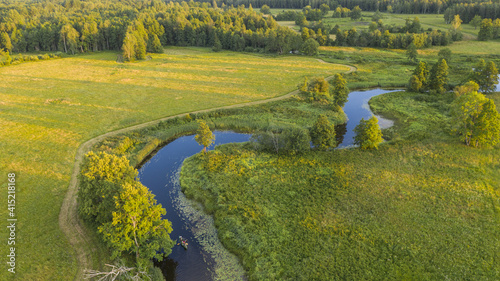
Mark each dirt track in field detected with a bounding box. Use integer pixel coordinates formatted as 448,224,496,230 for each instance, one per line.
59,61,357,280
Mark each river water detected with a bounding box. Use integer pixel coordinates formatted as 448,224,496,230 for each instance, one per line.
138,88,399,280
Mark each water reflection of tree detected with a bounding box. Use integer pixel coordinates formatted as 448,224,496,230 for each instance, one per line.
335,123,347,146
154,257,178,281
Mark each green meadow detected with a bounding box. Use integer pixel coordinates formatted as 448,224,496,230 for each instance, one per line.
180,90,500,280
0,47,348,280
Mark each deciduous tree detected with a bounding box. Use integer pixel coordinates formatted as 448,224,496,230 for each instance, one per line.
331,73,349,107
451,90,500,147
471,60,499,94
300,37,319,56
310,115,336,150
98,181,174,264
78,151,137,224
354,116,383,149
195,120,215,153
406,42,418,63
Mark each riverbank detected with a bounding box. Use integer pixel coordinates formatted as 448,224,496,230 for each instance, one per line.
63,57,354,279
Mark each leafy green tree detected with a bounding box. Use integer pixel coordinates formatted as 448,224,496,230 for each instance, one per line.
450,14,462,31
409,61,429,92
478,19,493,41
310,115,336,150
482,61,499,94
260,4,271,15
429,59,449,94
319,4,330,15
122,31,137,61
331,73,349,107
438,48,452,63
78,151,137,225
470,15,482,30
195,120,215,153
409,75,423,92
300,38,319,56
60,24,79,54
451,90,500,147
406,42,418,63
350,6,362,21
0,32,12,52
472,60,499,94
454,81,479,97
301,77,331,103
354,116,383,149
98,181,174,264
282,127,311,154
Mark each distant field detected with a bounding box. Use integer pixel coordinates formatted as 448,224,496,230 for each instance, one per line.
277,11,480,39
0,47,348,280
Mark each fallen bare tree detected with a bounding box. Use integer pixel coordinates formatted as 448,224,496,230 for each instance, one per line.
83,264,150,281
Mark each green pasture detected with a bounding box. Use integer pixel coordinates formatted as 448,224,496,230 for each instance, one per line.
0,47,347,280
276,10,481,39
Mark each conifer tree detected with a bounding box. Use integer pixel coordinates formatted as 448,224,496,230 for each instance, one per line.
406,42,418,63
429,59,448,94
409,61,429,92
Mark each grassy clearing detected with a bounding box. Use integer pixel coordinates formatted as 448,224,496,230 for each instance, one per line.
180,91,500,280
0,47,347,280
318,44,500,89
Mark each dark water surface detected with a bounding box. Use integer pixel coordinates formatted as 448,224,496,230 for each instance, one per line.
337,88,400,148
138,132,251,281
138,88,399,280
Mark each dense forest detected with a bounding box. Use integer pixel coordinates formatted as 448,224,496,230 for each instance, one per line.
0,0,307,57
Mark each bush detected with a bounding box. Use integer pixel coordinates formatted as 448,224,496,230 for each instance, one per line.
251,127,310,154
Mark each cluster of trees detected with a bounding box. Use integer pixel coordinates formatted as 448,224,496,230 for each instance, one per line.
478,18,500,41
333,26,456,48
444,2,500,24
0,0,325,57
408,59,449,93
409,59,498,95
78,151,174,266
298,74,349,108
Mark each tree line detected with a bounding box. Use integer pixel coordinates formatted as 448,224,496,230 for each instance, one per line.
187,0,492,15
444,2,500,24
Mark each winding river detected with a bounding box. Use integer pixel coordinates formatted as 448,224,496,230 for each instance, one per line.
138,88,400,280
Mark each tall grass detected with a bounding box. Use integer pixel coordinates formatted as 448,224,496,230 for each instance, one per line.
179,90,500,280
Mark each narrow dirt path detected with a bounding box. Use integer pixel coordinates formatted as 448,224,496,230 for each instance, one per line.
59,62,357,280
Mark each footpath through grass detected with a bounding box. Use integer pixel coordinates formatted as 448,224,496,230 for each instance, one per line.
0,47,347,280
180,91,500,280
